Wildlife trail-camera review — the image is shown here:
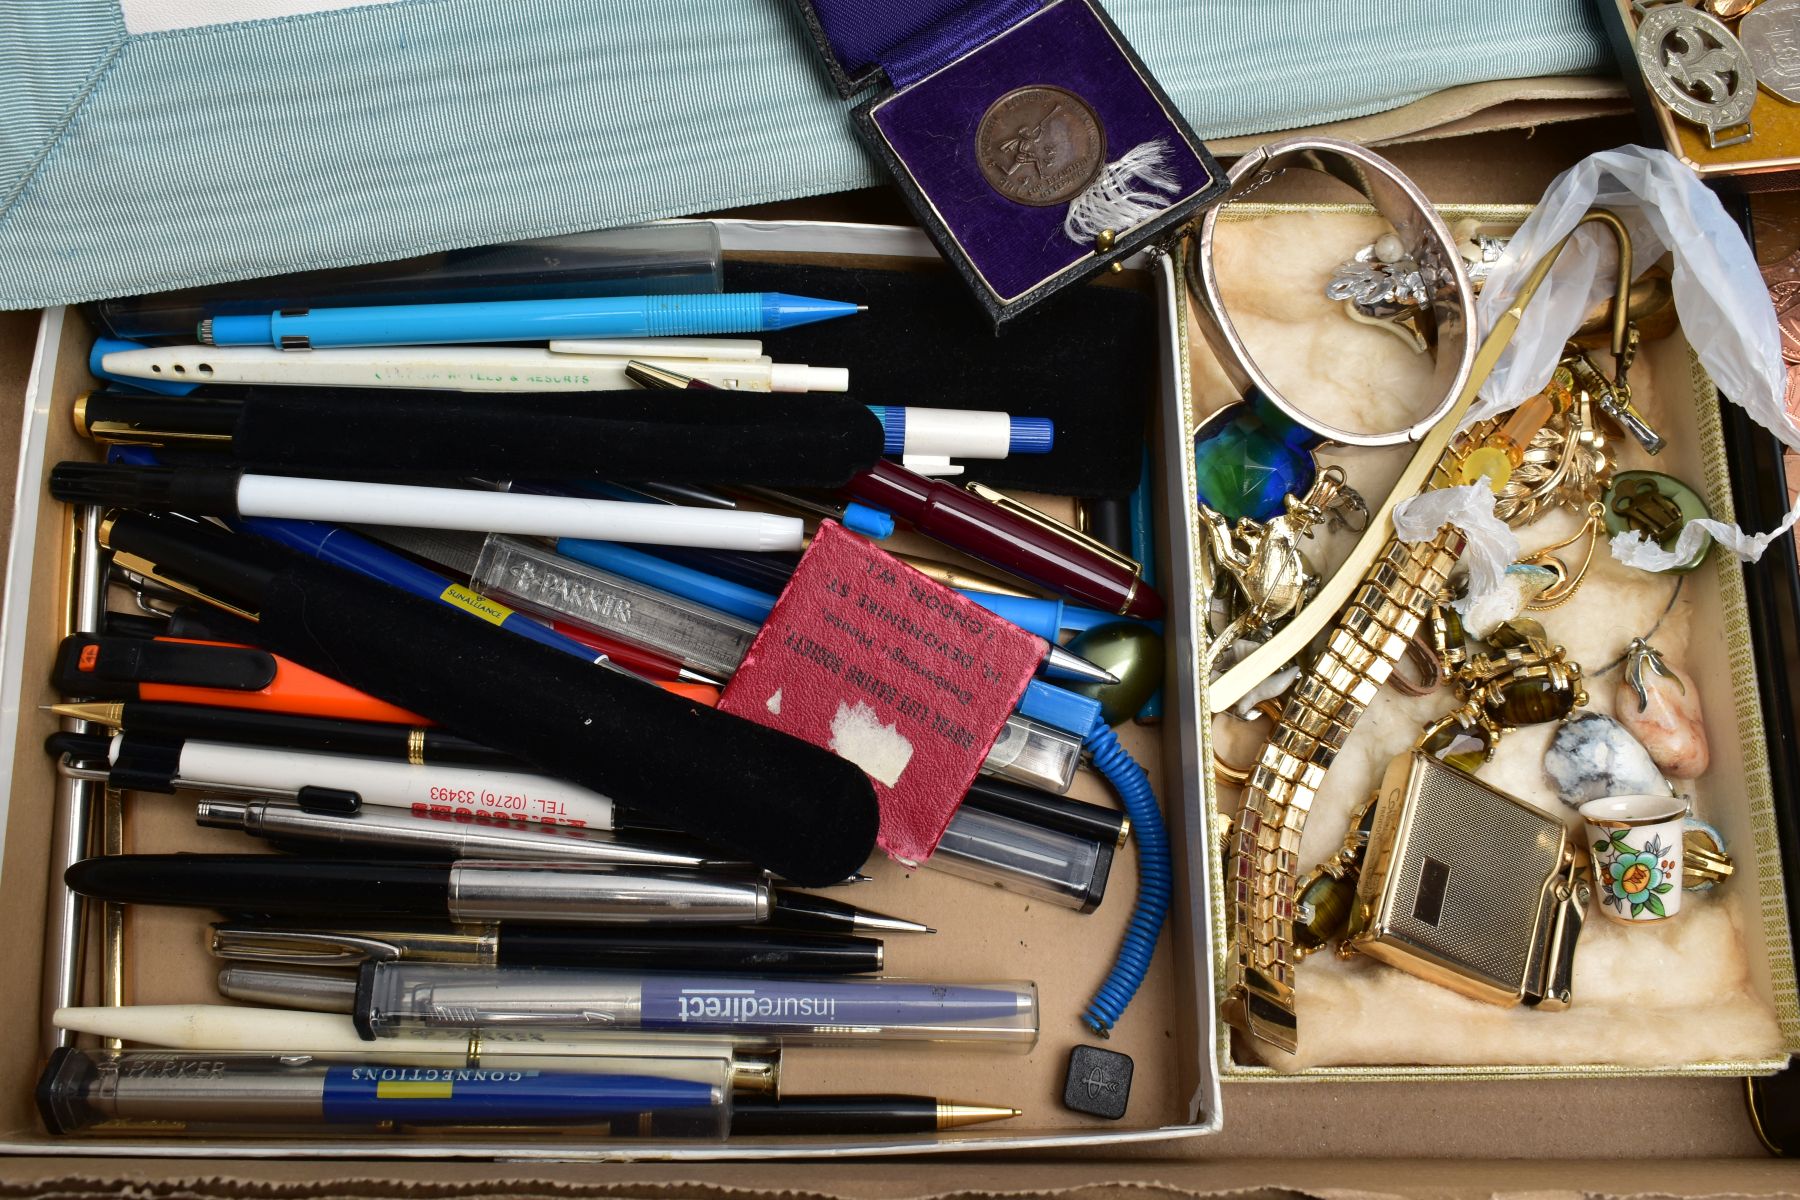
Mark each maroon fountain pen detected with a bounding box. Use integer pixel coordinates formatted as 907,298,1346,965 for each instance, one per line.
626,362,1160,619
840,460,1164,620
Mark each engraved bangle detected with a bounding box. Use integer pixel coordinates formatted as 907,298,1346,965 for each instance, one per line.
1189,137,1478,448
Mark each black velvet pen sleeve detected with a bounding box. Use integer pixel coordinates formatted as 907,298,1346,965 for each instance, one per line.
249,552,878,885
229,387,883,487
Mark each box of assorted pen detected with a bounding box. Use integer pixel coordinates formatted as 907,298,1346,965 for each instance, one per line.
1159,141,1800,1080
0,220,1221,1155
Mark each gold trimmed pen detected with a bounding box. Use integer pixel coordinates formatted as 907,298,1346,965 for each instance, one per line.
729,1096,1021,1135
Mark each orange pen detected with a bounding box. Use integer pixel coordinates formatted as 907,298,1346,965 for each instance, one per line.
55,633,433,724
55,633,717,716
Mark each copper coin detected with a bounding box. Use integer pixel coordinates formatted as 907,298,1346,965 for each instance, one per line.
975,85,1106,207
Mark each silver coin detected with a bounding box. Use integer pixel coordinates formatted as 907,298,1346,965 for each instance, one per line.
1741,0,1800,104
1636,5,1758,145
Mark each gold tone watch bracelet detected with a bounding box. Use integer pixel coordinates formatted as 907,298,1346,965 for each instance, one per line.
1223,508,1465,1053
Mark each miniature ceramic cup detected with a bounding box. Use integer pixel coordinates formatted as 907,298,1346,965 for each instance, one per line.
1580,794,1687,923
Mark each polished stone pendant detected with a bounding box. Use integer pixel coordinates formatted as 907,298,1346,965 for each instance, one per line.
1616,638,1710,779
1192,389,1320,523
1543,711,1667,809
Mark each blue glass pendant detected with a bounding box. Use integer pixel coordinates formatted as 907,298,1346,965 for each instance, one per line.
1192,389,1322,523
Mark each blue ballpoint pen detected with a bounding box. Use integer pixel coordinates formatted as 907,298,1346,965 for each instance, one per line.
557,538,1115,686
199,292,863,349
37,1047,725,1134
230,514,619,667
952,591,1142,639
1131,444,1163,722
558,537,779,625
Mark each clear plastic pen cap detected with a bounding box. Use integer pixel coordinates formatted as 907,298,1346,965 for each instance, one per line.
359,962,1038,1050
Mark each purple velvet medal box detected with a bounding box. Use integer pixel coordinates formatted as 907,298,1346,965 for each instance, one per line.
791,0,1227,325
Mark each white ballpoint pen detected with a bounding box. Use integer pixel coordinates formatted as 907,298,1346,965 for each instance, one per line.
49,462,805,553
95,341,847,393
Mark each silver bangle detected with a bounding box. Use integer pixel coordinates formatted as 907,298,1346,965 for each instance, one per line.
1188,137,1478,448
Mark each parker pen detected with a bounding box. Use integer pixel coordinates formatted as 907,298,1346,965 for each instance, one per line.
93,342,848,393
197,291,863,347
51,1005,777,1092
36,1047,731,1136
351,962,1039,1047
840,460,1163,619
207,920,884,974
64,856,928,933
468,533,757,683
51,462,804,553
59,730,620,830
229,514,718,705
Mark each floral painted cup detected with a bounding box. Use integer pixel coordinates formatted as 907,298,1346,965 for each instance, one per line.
1579,794,1687,924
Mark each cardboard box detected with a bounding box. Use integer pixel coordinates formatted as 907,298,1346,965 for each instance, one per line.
0,189,1796,1189
0,220,1221,1159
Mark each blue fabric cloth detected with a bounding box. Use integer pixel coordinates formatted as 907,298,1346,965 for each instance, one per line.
0,0,1610,310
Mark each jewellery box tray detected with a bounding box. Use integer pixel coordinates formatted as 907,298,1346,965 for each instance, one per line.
0,219,1221,1159
1158,202,1800,1081
1596,0,1800,189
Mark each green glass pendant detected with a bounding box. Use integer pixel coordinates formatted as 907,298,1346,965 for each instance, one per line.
1423,720,1492,772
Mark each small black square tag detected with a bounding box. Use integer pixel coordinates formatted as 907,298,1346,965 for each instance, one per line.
1062,1044,1133,1119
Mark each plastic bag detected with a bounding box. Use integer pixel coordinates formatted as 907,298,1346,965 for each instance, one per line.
1420,146,1799,565
1392,481,1520,613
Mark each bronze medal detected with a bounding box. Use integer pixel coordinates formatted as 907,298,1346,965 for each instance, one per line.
976,86,1105,207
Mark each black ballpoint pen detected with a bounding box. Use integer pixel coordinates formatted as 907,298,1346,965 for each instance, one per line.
730,1095,1020,1135
49,699,516,768
208,920,886,975
66,856,929,932
765,889,933,937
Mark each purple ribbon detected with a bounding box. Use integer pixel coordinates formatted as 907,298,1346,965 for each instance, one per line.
813,0,1049,88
